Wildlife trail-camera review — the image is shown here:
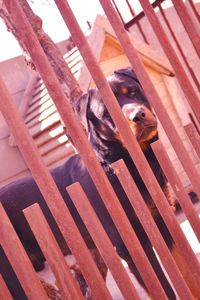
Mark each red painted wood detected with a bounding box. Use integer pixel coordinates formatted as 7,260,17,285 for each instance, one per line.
24,203,84,300
2,2,169,298
125,0,166,28
67,183,141,300
112,159,193,300
0,275,13,300
188,0,200,23
171,0,200,57
151,140,200,243
0,78,167,300
158,3,200,92
0,204,48,300
54,0,200,291
139,0,200,122
7,0,200,293
2,0,200,297
0,77,112,300
98,0,200,202
184,123,200,159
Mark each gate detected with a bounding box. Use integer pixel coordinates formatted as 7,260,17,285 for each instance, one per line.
0,1,200,299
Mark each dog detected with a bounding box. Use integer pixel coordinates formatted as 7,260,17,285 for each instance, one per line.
0,68,181,299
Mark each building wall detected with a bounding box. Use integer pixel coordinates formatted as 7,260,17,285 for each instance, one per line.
0,39,74,187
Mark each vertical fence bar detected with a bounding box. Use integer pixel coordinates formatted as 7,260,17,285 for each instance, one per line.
171,0,200,57
0,77,112,300
2,0,200,298
188,0,200,23
126,0,136,17
2,2,168,298
55,0,200,296
0,275,13,300
24,203,85,300
111,0,125,24
138,0,200,122
54,0,200,295
111,159,193,300
55,0,200,285
54,0,200,200
67,183,141,300
158,2,200,92
0,204,49,300
136,20,149,44
97,0,200,197
184,123,200,159
151,140,200,242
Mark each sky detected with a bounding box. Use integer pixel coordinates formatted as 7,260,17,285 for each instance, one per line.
0,0,105,62
0,0,147,62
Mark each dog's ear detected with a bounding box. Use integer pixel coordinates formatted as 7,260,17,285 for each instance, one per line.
73,90,95,135
114,67,141,85
62,91,92,144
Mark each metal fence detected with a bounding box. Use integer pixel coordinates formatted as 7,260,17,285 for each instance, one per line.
114,0,200,117
0,0,200,299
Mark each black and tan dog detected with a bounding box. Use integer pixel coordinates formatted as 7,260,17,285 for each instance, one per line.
0,68,196,299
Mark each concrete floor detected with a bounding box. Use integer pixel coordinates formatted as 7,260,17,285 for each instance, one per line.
38,202,200,299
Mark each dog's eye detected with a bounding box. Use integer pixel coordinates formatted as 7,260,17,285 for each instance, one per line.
120,86,128,94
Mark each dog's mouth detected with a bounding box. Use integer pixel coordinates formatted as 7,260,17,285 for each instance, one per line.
128,120,157,142
91,106,157,149
115,121,158,147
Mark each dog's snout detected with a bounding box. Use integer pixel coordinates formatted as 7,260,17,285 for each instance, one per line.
132,109,146,123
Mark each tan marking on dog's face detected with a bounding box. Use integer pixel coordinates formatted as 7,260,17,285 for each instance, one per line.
139,129,158,151
114,121,158,151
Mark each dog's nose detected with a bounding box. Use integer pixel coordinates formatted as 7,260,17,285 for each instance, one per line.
132,109,146,123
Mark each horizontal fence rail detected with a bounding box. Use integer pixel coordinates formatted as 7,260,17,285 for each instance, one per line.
0,0,200,300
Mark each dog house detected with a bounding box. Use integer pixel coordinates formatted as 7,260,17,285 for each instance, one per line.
0,15,198,192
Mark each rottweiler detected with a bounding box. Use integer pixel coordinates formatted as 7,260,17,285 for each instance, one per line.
0,68,182,299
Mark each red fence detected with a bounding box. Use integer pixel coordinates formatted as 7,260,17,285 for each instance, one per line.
0,1,200,299
117,0,200,93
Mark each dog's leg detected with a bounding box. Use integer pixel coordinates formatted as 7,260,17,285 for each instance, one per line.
117,219,177,300
29,251,46,271
70,248,108,300
41,279,63,300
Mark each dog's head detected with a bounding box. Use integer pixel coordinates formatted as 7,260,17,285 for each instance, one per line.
73,67,158,151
